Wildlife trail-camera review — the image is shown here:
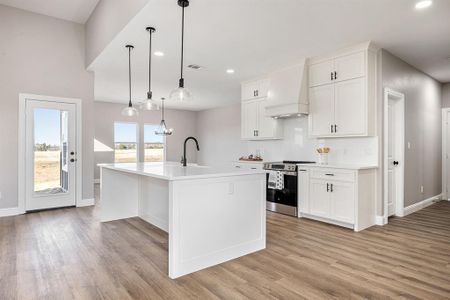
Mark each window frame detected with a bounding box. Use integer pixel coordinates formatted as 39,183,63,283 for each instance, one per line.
113,121,139,163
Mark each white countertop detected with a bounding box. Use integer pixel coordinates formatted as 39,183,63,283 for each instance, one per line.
99,162,266,181
297,163,378,170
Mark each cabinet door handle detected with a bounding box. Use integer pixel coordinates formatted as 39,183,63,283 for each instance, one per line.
325,173,334,176
331,72,334,81
256,130,259,136
330,183,334,192
256,90,259,97
326,183,330,192
334,71,337,80
331,125,334,133
334,124,337,133
253,130,256,136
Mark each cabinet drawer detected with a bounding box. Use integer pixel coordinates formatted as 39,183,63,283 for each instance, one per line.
310,168,355,182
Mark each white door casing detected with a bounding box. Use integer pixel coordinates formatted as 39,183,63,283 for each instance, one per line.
18,94,82,213
383,88,405,221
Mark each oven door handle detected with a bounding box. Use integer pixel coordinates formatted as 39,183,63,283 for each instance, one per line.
279,171,297,176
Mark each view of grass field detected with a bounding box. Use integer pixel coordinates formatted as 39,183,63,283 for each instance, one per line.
34,150,60,191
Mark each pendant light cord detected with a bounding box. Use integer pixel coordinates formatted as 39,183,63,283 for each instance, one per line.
162,98,165,120
148,29,152,98
128,46,132,107
180,4,185,84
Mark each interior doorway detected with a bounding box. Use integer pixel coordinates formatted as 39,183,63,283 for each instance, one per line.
383,88,405,219
19,94,82,212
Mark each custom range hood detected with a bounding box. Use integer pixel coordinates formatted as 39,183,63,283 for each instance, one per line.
265,59,309,118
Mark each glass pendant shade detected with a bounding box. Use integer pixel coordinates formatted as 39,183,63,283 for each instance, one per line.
140,99,159,110
155,119,173,136
169,86,192,102
155,97,173,136
121,105,139,117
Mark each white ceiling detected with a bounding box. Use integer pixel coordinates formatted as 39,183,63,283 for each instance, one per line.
90,0,450,111
0,0,99,23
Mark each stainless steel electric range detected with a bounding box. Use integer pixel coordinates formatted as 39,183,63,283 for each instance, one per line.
263,160,315,216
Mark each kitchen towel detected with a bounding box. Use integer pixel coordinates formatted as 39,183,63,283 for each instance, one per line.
268,171,284,190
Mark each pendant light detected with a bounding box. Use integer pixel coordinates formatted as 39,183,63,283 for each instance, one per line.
121,45,139,117
155,97,173,135
140,27,159,111
169,0,192,102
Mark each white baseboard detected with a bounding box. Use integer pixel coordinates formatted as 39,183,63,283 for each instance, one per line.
94,179,100,184
0,207,24,217
77,198,95,207
375,215,387,225
403,194,441,216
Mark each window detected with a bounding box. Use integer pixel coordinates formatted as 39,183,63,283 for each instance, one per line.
144,124,164,162
114,122,138,163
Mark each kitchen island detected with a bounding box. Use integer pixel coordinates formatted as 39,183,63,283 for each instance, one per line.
98,162,266,279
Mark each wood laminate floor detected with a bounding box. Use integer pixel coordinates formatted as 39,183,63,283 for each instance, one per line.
1,188,450,299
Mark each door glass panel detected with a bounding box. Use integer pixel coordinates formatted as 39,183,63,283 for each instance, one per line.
144,124,164,162
33,108,68,194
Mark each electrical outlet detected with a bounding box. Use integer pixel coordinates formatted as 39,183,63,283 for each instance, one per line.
420,186,424,193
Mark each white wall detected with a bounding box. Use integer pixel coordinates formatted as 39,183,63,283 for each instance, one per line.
94,101,198,179
0,5,95,209
85,0,150,67
196,103,378,167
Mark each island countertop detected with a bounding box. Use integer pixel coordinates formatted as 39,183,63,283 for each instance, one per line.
98,162,266,181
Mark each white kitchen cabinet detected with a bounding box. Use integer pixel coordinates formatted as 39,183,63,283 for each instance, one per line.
298,165,376,232
297,168,310,214
309,178,330,218
334,51,365,82
241,98,282,140
309,84,335,136
308,43,378,138
309,59,334,87
329,181,355,224
241,79,269,101
241,100,259,139
231,161,264,170
334,77,366,135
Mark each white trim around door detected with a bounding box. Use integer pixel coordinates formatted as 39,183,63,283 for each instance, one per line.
383,88,405,221
442,108,450,201
18,93,83,213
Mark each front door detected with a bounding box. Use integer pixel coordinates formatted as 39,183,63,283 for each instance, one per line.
25,99,77,211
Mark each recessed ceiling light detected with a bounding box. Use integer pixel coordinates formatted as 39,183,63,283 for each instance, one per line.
226,69,235,74
154,51,164,56
415,0,432,9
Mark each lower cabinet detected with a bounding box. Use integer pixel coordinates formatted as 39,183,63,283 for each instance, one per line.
298,166,376,231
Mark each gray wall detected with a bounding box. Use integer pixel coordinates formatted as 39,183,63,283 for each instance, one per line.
196,104,246,167
0,5,95,209
381,50,442,207
443,83,450,108
85,0,150,67
93,101,198,179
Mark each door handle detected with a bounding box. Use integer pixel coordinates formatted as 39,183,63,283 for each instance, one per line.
334,125,337,133
70,151,75,155
325,173,334,176
330,183,333,192
331,72,334,81
331,125,334,133
326,183,329,192
334,71,337,80
393,161,399,165
70,158,77,163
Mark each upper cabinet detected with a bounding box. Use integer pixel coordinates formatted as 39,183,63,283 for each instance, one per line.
241,79,270,101
241,78,282,140
308,42,379,138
